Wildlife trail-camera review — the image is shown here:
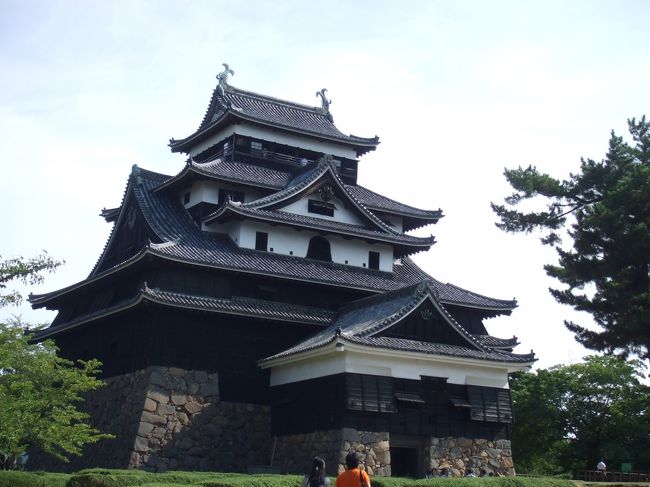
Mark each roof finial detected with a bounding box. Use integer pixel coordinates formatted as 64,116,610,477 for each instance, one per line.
316,88,333,121
216,63,235,95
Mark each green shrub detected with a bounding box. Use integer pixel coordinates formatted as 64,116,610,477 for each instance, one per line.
203,473,302,487
67,470,257,487
0,470,70,487
372,477,575,487
62,470,578,487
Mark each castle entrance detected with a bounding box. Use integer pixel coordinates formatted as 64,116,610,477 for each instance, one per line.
390,435,423,478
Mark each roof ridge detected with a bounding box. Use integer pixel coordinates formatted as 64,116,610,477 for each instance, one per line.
226,84,326,113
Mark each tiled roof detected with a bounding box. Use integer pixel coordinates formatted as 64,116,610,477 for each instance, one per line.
204,202,435,252
345,185,443,231
31,167,516,312
154,159,293,193
237,158,425,241
34,285,335,340
150,157,442,226
260,281,534,365
474,335,519,349
169,84,379,154
344,335,534,363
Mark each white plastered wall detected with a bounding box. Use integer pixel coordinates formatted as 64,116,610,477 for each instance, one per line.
181,180,264,209
205,219,394,272
268,347,513,389
281,196,365,226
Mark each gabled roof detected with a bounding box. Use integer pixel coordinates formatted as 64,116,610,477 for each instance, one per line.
259,281,535,366
148,158,441,229
201,157,435,256
169,83,379,155
31,166,516,313
226,157,427,239
154,158,293,194
345,185,443,231
204,201,434,256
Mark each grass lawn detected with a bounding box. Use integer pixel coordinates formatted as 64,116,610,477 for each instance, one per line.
1,470,648,487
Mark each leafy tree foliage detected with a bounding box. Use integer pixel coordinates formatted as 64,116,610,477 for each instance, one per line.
0,255,112,469
0,252,62,308
492,117,650,360
510,356,650,474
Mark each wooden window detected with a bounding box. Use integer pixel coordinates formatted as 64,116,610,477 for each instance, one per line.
308,199,335,217
255,232,268,251
251,140,263,152
467,386,513,423
346,374,395,413
183,192,190,204
368,251,380,270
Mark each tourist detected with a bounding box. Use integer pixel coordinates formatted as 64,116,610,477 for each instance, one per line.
302,456,331,487
596,459,606,480
336,452,371,487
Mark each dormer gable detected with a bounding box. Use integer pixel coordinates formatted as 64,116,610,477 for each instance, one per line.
258,280,536,386
201,158,435,270
335,281,486,351
234,157,412,236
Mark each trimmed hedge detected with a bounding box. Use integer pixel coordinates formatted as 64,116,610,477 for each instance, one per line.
0,470,70,487
66,469,250,487
0,470,579,487
378,477,575,487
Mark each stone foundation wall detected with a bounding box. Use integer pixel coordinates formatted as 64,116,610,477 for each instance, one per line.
28,367,153,471
28,366,513,476
273,430,513,478
28,366,271,473
425,437,514,476
272,428,390,477
130,366,271,472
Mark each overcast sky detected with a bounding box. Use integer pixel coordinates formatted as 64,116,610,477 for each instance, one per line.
1,0,649,372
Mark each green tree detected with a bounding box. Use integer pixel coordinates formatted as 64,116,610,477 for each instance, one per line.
0,254,112,469
0,252,61,307
492,117,650,360
510,356,650,474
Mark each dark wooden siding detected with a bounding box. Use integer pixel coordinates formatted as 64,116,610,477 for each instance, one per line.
380,302,474,347
53,303,321,404
271,373,511,441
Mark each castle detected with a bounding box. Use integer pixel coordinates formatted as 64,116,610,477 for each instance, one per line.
31,65,534,476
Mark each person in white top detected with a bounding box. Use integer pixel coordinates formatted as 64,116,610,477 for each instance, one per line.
302,456,331,487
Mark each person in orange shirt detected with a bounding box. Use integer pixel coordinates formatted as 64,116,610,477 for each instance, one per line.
336,452,371,487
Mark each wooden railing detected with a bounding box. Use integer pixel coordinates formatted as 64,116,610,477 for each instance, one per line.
574,470,650,482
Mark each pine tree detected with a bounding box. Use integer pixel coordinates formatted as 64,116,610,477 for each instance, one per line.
492,117,650,360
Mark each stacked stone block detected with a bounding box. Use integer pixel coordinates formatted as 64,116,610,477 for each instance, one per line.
127,366,271,472
424,437,514,476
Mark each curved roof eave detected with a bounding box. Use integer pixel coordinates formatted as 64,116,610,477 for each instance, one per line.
259,334,536,369
203,203,435,249
169,110,379,155
34,285,335,341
